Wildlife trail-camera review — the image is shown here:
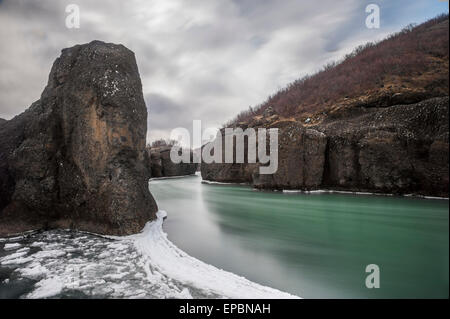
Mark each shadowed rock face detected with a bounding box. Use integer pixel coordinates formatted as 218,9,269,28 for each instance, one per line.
202,97,449,197
201,124,326,188
200,128,256,184
0,41,158,236
319,97,449,196
147,146,198,178
252,122,327,190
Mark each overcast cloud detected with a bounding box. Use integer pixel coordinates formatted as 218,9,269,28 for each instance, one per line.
0,0,447,145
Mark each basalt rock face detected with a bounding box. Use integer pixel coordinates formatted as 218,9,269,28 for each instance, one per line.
148,149,163,178
201,123,327,188
201,128,256,184
147,146,198,178
252,122,327,190
201,161,253,184
201,97,449,197
0,41,158,236
319,96,449,197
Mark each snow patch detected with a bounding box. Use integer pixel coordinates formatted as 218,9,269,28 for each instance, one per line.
201,180,247,186
149,174,197,181
281,189,449,200
4,243,22,251
0,250,31,265
27,277,64,299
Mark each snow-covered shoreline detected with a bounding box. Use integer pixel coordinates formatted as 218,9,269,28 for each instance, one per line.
149,174,198,182
0,210,299,299
124,211,300,299
282,189,449,200
200,177,448,200
201,180,248,186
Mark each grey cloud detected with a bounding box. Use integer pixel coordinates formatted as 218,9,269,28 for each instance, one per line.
146,93,191,131
0,0,444,143
146,93,183,115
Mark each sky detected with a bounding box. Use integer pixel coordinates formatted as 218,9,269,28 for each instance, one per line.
0,0,448,146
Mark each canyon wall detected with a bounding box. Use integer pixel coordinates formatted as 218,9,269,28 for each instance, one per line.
147,146,198,178
202,97,449,197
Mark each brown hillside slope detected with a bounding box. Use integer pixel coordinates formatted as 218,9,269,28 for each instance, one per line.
227,14,449,127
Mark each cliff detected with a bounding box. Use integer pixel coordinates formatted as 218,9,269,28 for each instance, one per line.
0,41,158,236
202,97,449,197
147,146,198,178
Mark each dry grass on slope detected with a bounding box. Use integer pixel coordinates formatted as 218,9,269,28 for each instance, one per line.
226,14,449,127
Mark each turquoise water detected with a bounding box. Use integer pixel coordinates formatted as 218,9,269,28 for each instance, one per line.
150,174,449,298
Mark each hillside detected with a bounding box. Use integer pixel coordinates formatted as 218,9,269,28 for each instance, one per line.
204,14,449,197
227,14,449,127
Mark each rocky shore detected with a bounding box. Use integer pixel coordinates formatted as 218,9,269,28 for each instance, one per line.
0,41,158,236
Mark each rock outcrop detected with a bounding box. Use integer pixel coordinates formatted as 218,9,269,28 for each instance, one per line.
147,146,198,178
0,41,158,236
202,97,449,197
200,128,256,183
201,123,327,187
253,122,327,189
319,97,449,196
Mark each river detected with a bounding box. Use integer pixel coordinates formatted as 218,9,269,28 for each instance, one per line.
151,174,449,298
0,174,447,298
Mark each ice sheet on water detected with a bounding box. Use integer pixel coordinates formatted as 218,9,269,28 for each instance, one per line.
0,211,299,299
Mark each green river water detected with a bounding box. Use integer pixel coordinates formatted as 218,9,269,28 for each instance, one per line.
150,174,449,299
